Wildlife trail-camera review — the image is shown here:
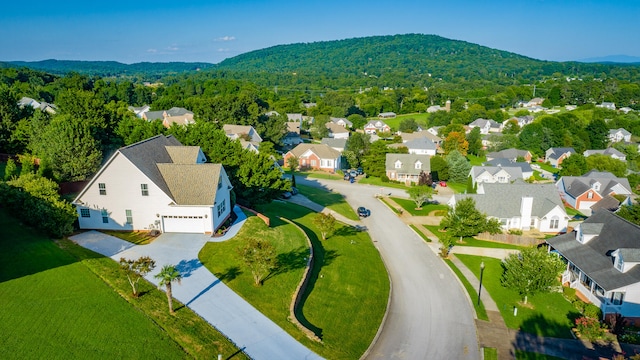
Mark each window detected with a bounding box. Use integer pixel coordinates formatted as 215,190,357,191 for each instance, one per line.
611,292,625,305
80,208,90,218
125,210,133,225
99,183,106,195
141,184,149,196
530,218,536,226
217,199,226,217
310,160,317,167
615,256,624,272
550,216,559,229
218,176,223,189
101,209,109,224
395,160,402,169
587,192,593,199
414,161,422,170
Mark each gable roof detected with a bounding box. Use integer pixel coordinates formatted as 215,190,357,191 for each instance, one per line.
486,148,530,160
547,210,640,291
165,107,193,116
484,158,533,173
325,122,349,134
398,131,442,143
584,147,626,158
455,182,564,219
547,147,576,160
330,117,353,127
403,137,437,150
321,138,347,149
76,135,222,207
143,110,165,121
288,143,340,159
469,118,501,128
609,128,632,136
385,154,431,175
470,166,522,180
559,171,632,198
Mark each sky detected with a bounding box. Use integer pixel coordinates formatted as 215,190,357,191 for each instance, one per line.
1,0,639,64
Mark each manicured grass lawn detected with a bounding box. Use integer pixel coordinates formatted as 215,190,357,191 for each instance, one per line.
0,208,245,359
359,176,410,190
101,230,157,245
445,259,488,321
410,225,431,242
296,184,359,220
484,347,498,360
391,196,448,216
535,162,560,174
423,226,527,250
446,181,467,194
373,112,429,130
200,203,389,359
467,154,487,166
516,350,565,360
564,206,586,218
380,197,402,214
455,255,578,338
296,170,343,181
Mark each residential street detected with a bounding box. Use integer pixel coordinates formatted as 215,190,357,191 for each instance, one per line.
298,177,479,360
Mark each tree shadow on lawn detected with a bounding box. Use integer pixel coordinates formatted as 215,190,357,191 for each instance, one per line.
215,266,243,282
512,313,623,359
289,221,339,340
333,224,362,237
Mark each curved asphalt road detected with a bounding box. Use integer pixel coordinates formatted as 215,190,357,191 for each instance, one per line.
299,177,479,360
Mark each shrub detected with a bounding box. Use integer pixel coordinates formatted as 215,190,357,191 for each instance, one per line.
508,229,523,235
573,300,586,313
584,304,603,319
575,316,606,341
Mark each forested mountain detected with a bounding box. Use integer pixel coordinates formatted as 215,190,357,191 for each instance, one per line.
215,34,640,88
1,60,215,79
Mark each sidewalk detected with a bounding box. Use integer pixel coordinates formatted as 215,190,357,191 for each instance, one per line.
284,194,360,227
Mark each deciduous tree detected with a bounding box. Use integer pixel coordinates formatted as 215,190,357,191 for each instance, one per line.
501,247,565,298
440,197,493,238
313,212,336,240
407,185,433,209
237,238,276,286
120,256,156,298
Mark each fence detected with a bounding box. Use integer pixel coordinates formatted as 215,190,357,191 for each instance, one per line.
475,232,545,246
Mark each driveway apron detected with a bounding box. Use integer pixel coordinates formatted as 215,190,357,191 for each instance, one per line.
71,206,322,360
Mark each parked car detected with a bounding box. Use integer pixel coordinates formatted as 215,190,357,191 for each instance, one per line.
439,181,447,187
357,207,371,217
357,167,364,175
290,187,298,195
349,169,358,178
343,173,351,180
281,191,292,199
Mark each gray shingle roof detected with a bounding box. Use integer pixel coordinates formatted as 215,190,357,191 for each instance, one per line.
486,148,530,161
289,143,341,159
470,166,522,180
560,171,632,198
584,148,626,158
484,158,533,173
547,210,640,291
118,135,220,206
455,182,563,219
547,147,576,160
403,137,437,150
321,138,347,149
165,107,193,116
385,154,431,175
143,110,165,121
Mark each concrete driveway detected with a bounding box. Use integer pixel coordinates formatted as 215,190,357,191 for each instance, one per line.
298,177,480,359
71,206,322,360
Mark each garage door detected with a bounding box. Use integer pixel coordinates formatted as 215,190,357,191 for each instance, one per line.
162,215,206,233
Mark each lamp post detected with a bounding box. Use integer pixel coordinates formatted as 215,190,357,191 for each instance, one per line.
477,261,485,306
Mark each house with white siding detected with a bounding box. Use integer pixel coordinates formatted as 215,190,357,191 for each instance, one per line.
73,135,232,234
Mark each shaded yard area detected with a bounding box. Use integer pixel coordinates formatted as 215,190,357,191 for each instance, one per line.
391,196,447,216
199,202,389,359
424,225,526,250
456,255,578,338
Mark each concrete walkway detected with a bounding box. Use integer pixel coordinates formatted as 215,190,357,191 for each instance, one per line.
285,194,360,227
70,206,322,360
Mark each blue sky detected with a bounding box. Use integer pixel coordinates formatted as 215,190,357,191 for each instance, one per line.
1,0,638,64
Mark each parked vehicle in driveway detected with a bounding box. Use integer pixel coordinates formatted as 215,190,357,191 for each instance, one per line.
439,181,447,187
281,191,292,199
357,207,371,217
349,169,358,178
357,167,364,175
344,173,351,180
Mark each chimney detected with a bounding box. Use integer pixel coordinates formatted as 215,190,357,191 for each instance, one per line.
445,100,451,112
521,196,533,230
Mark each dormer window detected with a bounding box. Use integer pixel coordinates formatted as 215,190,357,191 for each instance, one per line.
592,182,601,192
615,255,624,272
395,160,402,169
415,161,422,170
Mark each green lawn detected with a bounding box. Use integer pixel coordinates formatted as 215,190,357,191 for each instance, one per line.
391,196,448,216
295,170,343,181
296,184,359,220
200,203,389,359
410,225,432,242
564,206,586,218
515,350,565,360
359,176,410,190
380,197,402,214
446,181,467,194
372,112,430,131
467,154,487,166
423,225,527,250
484,347,498,360
455,255,578,338
445,259,488,321
0,208,245,360
535,162,560,174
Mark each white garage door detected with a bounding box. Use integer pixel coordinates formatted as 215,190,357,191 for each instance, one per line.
162,215,206,233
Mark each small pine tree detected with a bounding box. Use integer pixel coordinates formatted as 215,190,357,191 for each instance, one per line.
466,176,474,194
4,158,18,181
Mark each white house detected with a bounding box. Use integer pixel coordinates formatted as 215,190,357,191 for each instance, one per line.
282,122,302,146
326,122,350,139
469,166,523,186
73,135,232,234
468,118,502,135
547,210,640,322
449,181,569,232
330,117,353,128
609,128,632,143
223,124,263,144
597,102,616,110
389,137,437,155
364,120,391,135
583,148,627,161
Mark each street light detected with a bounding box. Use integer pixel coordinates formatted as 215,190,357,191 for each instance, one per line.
477,261,485,306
